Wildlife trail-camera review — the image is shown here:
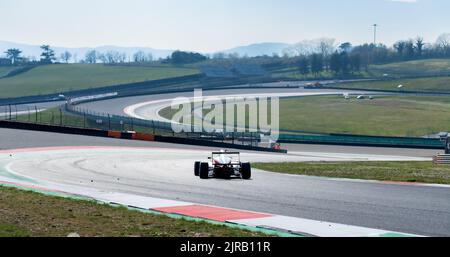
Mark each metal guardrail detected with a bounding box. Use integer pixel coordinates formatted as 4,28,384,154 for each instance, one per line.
2,98,445,150
279,133,444,149
0,102,272,151
65,103,263,147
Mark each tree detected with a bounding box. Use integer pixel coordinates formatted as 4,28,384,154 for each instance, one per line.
133,51,146,63
40,45,56,64
349,53,361,72
60,51,72,63
405,40,415,60
170,51,208,64
133,51,154,63
298,56,309,75
118,52,127,63
340,52,350,75
97,53,107,63
85,50,98,64
105,51,118,63
212,52,226,59
436,33,450,57
310,53,323,76
147,53,154,62
4,48,22,65
415,37,425,58
394,41,407,59
317,38,336,57
329,52,341,74
339,42,352,53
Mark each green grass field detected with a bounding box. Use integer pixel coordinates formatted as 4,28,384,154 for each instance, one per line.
278,96,450,136
253,162,450,185
0,64,200,98
335,76,450,92
369,59,450,77
0,186,268,237
160,95,450,137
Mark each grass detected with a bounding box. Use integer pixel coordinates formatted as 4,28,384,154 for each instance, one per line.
253,161,450,185
159,95,450,137
0,64,200,98
334,76,450,92
271,59,450,81
271,67,369,80
369,59,450,78
0,66,17,77
0,186,269,237
278,95,450,137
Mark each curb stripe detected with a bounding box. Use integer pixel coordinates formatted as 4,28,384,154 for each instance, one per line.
154,205,272,222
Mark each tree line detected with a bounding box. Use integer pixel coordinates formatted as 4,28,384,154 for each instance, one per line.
2,45,57,65
1,46,157,65
2,33,450,71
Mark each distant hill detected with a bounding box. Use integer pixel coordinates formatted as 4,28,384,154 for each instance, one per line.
217,42,291,57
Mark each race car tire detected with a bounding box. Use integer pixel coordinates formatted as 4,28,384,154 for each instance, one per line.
200,162,209,179
194,161,200,176
241,162,251,180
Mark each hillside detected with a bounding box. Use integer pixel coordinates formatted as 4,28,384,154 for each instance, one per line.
370,59,450,78
0,64,200,98
334,77,450,92
0,67,17,78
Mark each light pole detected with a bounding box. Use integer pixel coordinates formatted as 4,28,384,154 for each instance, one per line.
373,24,378,45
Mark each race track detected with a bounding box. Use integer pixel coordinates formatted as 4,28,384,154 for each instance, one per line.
1,128,449,236
1,86,449,237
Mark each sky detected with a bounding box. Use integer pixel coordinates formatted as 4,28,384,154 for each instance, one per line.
0,0,448,52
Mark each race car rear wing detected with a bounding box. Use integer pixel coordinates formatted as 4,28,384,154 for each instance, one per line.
211,152,240,155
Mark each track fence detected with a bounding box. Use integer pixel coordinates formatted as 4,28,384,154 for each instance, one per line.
0,103,263,148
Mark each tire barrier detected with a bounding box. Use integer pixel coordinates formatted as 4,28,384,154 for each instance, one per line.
107,131,122,139
433,154,450,165
133,132,155,141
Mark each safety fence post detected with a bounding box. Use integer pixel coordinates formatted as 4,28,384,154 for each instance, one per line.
35,106,38,123
83,111,86,128
59,108,63,126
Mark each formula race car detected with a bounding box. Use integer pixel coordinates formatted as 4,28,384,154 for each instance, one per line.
194,151,251,180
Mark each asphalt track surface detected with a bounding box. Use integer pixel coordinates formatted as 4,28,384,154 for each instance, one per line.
1,127,449,236
79,87,377,118
1,86,449,236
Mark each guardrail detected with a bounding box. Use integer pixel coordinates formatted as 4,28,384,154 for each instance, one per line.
0,119,287,153
0,102,288,153
1,101,444,150
279,133,444,149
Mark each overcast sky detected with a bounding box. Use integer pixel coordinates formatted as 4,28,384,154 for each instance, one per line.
0,0,448,52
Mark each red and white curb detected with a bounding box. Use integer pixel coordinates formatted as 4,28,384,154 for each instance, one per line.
0,175,421,237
